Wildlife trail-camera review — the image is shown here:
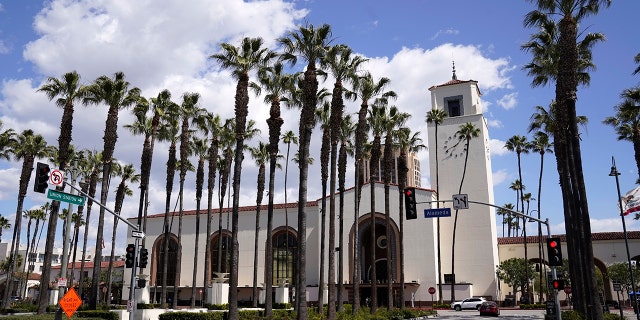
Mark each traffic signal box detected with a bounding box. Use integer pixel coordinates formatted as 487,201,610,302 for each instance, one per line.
404,187,417,220
125,244,136,268
139,248,149,268
546,237,563,266
33,162,50,193
552,279,565,290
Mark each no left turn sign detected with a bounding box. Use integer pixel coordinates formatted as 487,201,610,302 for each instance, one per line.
49,169,64,186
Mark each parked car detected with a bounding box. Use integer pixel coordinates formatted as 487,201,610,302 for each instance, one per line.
451,297,487,311
479,301,500,316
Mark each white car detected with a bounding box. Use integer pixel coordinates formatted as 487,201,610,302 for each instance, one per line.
451,297,487,311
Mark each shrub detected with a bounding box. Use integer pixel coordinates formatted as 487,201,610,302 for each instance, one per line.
77,310,120,320
561,310,585,320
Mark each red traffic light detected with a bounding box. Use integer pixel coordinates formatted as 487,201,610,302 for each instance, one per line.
549,240,558,248
552,279,565,290
405,189,412,196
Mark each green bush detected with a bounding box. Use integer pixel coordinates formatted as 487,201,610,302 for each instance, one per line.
273,302,292,309
76,310,119,320
159,311,217,320
519,303,546,309
561,310,585,320
604,312,626,320
208,303,228,310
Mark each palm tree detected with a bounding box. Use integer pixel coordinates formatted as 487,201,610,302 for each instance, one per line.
381,106,409,308
337,115,355,310
215,119,235,276
523,2,610,316
603,90,640,183
395,128,424,308
315,102,331,315
0,215,11,242
124,89,171,254
248,142,276,308
158,98,181,309
505,135,530,212
106,163,139,306
321,44,366,316
508,180,524,236
0,121,15,161
253,61,294,314
529,131,553,302
3,130,53,308
349,72,396,311
211,37,275,318
83,71,141,308
449,122,480,302
425,108,448,303
78,150,102,298
21,207,46,296
280,129,297,296
190,135,209,307
193,112,222,304
36,71,88,313
172,92,203,307
278,24,333,318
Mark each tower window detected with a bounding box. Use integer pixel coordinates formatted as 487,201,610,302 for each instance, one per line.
445,95,463,117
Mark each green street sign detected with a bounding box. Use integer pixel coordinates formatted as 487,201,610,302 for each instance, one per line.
47,189,85,206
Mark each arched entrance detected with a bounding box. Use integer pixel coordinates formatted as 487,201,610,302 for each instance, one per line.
350,213,400,307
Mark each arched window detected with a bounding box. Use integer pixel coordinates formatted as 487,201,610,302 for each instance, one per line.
211,232,232,274
273,231,297,286
154,234,179,286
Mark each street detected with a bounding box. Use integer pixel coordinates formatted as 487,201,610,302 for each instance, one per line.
434,308,640,319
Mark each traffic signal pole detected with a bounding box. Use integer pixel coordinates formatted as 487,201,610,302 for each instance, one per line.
65,182,141,320
418,198,562,320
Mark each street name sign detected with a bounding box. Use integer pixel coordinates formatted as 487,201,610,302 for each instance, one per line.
47,189,85,206
132,230,145,239
424,208,451,218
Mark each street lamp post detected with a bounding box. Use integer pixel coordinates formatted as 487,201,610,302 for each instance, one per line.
609,156,640,319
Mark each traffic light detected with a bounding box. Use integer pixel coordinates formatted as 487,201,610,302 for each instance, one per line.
551,279,565,290
125,243,136,268
404,187,417,220
139,247,148,268
137,278,146,288
546,237,563,266
33,162,50,193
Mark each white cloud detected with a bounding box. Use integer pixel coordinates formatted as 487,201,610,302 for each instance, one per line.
489,138,508,156
486,119,503,128
430,28,459,40
492,169,509,186
497,92,518,110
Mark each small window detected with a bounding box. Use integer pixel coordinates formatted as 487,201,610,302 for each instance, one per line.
444,95,463,117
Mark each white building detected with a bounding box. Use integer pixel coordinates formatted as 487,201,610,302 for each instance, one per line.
122,71,502,307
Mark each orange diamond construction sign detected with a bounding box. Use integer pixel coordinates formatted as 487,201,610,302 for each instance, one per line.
59,287,82,319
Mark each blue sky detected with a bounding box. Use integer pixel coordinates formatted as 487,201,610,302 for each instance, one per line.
0,0,638,254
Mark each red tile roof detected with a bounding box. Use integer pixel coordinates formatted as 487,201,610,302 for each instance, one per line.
497,231,640,245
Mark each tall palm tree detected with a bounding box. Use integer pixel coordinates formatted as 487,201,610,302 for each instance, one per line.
193,112,223,304
36,71,88,313
280,129,297,296
315,102,331,316
529,131,553,302
106,163,139,306
248,142,278,308
505,135,531,298
448,122,479,302
22,207,46,295
523,2,610,316
123,89,171,254
3,130,53,308
84,71,141,308
158,98,181,309
253,61,294,314
337,115,355,310
278,24,333,318
508,180,524,236
321,44,366,316
425,108,448,303
395,128,424,308
215,119,235,275
603,90,640,183
382,106,409,309
78,150,102,298
349,72,396,311
190,135,209,307
211,37,275,318
173,93,203,307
